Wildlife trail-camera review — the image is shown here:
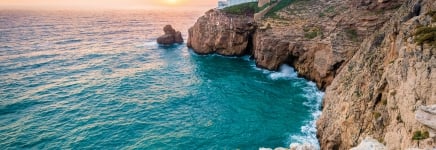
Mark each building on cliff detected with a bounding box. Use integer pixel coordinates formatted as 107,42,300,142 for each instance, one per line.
217,0,258,9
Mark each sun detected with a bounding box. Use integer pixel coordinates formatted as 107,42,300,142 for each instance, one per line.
164,0,179,5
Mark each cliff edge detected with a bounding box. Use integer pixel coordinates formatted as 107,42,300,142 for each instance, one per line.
317,0,435,149
188,0,435,149
187,9,256,56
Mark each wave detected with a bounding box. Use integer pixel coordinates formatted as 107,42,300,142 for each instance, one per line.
259,65,324,150
287,81,324,150
268,65,298,80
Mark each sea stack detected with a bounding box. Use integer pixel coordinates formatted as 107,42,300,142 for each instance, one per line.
157,25,183,45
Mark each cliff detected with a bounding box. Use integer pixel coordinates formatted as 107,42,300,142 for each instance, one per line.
188,0,435,149
187,9,256,56
317,0,436,149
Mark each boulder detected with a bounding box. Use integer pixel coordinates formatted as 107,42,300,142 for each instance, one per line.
157,25,183,45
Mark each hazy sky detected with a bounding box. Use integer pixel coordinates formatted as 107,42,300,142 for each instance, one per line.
0,0,217,9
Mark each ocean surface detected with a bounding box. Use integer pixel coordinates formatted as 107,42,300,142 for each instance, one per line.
0,9,323,149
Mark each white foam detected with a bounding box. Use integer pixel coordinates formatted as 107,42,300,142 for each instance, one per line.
259,67,324,150
268,65,298,80
241,55,251,61
287,81,324,150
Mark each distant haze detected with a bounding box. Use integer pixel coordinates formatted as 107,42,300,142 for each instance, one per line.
0,0,217,10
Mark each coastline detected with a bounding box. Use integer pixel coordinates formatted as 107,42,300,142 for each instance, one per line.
187,0,436,149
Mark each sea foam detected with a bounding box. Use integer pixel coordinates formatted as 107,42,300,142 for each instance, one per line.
260,65,324,150
269,65,298,80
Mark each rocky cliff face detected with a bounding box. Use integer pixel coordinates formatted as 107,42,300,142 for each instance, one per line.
188,0,435,149
317,0,436,149
253,0,409,90
187,9,256,56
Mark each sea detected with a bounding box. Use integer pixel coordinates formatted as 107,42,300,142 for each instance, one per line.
0,9,323,149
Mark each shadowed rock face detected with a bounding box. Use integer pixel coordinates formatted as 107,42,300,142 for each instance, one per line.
187,9,256,56
157,25,183,45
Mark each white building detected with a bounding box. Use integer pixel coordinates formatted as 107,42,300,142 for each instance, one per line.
218,0,228,9
218,0,258,9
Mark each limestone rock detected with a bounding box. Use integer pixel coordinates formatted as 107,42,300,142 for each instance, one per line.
416,105,436,133
187,9,256,56
351,137,386,150
157,25,183,45
188,0,435,149
317,0,436,149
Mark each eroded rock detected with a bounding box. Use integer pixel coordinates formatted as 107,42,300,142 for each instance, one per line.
416,105,436,137
187,9,256,56
157,25,183,45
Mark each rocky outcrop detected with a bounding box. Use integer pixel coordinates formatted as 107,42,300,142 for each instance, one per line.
252,0,402,89
188,0,407,89
188,0,436,149
157,25,183,45
187,9,256,56
317,0,436,149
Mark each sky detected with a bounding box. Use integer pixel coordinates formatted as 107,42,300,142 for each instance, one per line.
0,0,217,10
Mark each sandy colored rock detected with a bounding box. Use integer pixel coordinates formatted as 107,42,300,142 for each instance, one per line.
187,9,256,56
416,105,436,136
317,0,436,149
157,25,183,44
188,0,436,149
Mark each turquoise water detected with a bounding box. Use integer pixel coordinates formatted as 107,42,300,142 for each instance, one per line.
0,10,323,149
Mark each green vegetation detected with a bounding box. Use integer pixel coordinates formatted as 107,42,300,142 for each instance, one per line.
318,12,325,17
412,130,430,140
426,11,436,22
382,98,387,105
345,29,359,42
304,27,322,39
373,112,381,120
222,2,267,15
413,26,436,47
265,0,295,18
318,6,338,17
325,6,335,13
377,137,384,144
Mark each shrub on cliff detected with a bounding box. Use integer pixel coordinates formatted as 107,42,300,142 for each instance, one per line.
413,26,436,47
303,26,322,39
426,11,436,22
345,29,359,42
265,0,294,17
412,130,430,140
222,2,266,15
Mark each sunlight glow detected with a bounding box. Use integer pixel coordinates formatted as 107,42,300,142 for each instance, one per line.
165,0,179,5
0,0,216,9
